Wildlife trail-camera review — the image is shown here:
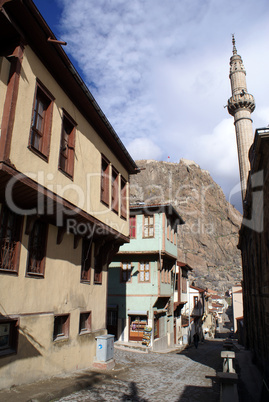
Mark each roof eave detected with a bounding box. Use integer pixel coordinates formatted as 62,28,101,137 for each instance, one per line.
2,0,138,174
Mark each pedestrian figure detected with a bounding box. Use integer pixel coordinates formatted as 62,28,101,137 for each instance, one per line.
193,332,199,349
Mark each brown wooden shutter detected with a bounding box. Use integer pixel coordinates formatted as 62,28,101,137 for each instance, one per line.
121,178,127,219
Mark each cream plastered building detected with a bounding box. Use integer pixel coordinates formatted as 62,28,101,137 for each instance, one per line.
0,0,137,389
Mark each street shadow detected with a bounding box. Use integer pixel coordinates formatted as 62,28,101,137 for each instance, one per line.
177,340,223,372
215,331,232,339
0,330,42,369
176,383,219,402
121,381,149,402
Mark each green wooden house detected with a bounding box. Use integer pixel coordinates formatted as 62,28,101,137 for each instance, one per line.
108,203,184,351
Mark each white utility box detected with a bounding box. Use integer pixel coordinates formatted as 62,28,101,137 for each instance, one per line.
95,334,115,362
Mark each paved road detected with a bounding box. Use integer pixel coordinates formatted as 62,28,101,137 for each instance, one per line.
57,339,223,402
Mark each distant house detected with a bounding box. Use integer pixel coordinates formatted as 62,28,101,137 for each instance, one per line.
174,262,192,344
232,285,243,333
203,290,217,339
178,284,206,344
107,203,184,351
0,0,137,389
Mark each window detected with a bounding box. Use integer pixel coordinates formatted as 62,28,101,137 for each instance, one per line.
26,220,48,276
81,238,92,283
121,177,127,219
167,222,170,240
129,216,136,238
182,270,187,293
59,110,76,179
101,156,110,205
194,296,198,307
175,273,179,291
79,312,91,333
139,262,150,282
121,262,132,282
111,167,119,213
29,80,54,160
53,314,69,340
161,268,164,283
0,205,22,273
94,244,102,284
107,309,117,328
0,319,18,356
143,215,154,238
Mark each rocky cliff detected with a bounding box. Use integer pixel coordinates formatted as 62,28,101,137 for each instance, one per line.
130,159,242,293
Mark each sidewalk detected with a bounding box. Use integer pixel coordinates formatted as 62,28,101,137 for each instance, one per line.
234,343,263,402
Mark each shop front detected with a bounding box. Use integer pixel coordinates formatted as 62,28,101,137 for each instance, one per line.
128,311,148,341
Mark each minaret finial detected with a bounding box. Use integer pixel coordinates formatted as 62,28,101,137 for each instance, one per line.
232,34,237,55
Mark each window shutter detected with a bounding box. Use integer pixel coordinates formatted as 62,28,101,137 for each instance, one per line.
121,178,127,219
101,157,110,205
112,168,119,213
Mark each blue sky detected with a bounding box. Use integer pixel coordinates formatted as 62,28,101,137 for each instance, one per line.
34,0,269,211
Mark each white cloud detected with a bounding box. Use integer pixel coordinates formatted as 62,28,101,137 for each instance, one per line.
45,0,269,210
126,138,162,161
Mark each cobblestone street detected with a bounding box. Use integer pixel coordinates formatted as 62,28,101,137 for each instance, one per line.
0,337,263,401
56,339,223,402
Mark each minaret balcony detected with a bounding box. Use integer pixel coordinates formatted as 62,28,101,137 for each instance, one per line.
227,92,255,116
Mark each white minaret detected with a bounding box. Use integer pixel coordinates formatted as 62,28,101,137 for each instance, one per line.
227,35,255,202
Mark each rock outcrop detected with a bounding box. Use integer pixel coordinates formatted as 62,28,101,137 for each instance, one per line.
130,159,242,293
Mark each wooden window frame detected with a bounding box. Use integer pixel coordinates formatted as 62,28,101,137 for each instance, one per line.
121,262,132,283
111,167,119,214
28,79,54,161
53,314,70,341
0,205,23,274
58,109,76,179
0,318,19,357
138,261,150,282
94,243,103,284
167,222,170,241
120,177,127,219
129,215,136,239
107,308,118,328
182,271,187,294
79,311,91,334
143,215,154,238
170,228,174,243
101,156,110,206
26,220,48,277
81,238,92,283
129,216,136,239
175,273,179,291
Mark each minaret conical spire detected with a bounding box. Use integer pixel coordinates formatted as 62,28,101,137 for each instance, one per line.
232,34,237,55
227,36,255,202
